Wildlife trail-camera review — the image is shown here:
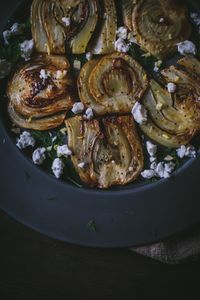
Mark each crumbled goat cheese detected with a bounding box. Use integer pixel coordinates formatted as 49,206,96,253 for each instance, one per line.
159,17,165,23
56,70,67,79
32,147,46,165
131,102,148,125
20,39,34,61
16,131,35,149
86,52,92,61
115,38,130,53
57,145,72,158
143,161,175,179
155,162,170,179
164,162,176,174
84,108,94,120
0,59,11,79
3,30,12,45
52,158,65,179
78,162,85,169
141,169,156,179
176,145,186,158
146,141,157,157
167,82,176,93
190,13,200,26
153,60,162,72
73,60,81,70
176,145,196,159
62,17,70,26
3,22,24,44
150,161,157,170
40,69,48,80
116,26,128,39
164,155,174,162
150,156,157,163
72,102,84,114
177,40,197,56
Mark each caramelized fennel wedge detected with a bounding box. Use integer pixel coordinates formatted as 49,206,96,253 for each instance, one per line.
65,116,144,189
89,0,117,55
140,77,200,148
131,0,191,59
7,55,74,131
78,52,148,115
71,0,99,54
31,0,99,54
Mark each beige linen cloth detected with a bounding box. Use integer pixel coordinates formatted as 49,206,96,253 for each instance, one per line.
130,226,200,264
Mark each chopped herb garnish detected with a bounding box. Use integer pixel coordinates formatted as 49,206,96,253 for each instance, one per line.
128,44,158,73
87,219,97,232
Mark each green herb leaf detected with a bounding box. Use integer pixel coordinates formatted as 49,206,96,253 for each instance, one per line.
87,219,97,232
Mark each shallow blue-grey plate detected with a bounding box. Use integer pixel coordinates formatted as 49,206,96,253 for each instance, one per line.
0,0,200,248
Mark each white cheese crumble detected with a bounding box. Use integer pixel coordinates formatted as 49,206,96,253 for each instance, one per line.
78,162,85,169
57,145,72,158
84,108,94,120
32,147,46,165
131,102,148,125
141,170,156,179
73,60,81,70
167,82,176,93
16,131,35,149
72,102,84,114
155,162,170,179
150,161,157,170
0,59,11,79
150,156,157,163
56,70,67,80
62,17,70,26
177,40,197,56
115,38,130,53
190,13,200,27
39,69,48,80
164,162,176,174
20,39,34,61
141,161,175,180
159,17,165,23
116,26,128,39
51,158,65,179
176,145,196,159
164,155,174,162
3,22,24,45
86,52,93,61
146,141,157,157
153,60,162,72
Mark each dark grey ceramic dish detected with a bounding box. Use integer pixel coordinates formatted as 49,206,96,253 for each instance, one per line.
0,0,200,248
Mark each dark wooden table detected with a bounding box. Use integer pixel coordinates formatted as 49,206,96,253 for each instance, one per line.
0,209,199,300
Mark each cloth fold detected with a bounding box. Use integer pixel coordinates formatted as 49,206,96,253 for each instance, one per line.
130,226,200,264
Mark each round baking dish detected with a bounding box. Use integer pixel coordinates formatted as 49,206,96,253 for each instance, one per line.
0,0,200,248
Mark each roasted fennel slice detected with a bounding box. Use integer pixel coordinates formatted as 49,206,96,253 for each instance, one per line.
140,78,199,148
122,0,136,31
130,0,191,59
78,52,148,115
65,115,144,189
89,0,117,54
71,0,99,54
161,59,200,124
31,0,99,54
7,55,74,130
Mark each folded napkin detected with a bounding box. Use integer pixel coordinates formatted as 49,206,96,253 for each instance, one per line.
130,226,200,264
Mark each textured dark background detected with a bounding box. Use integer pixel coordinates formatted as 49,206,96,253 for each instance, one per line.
0,209,199,300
